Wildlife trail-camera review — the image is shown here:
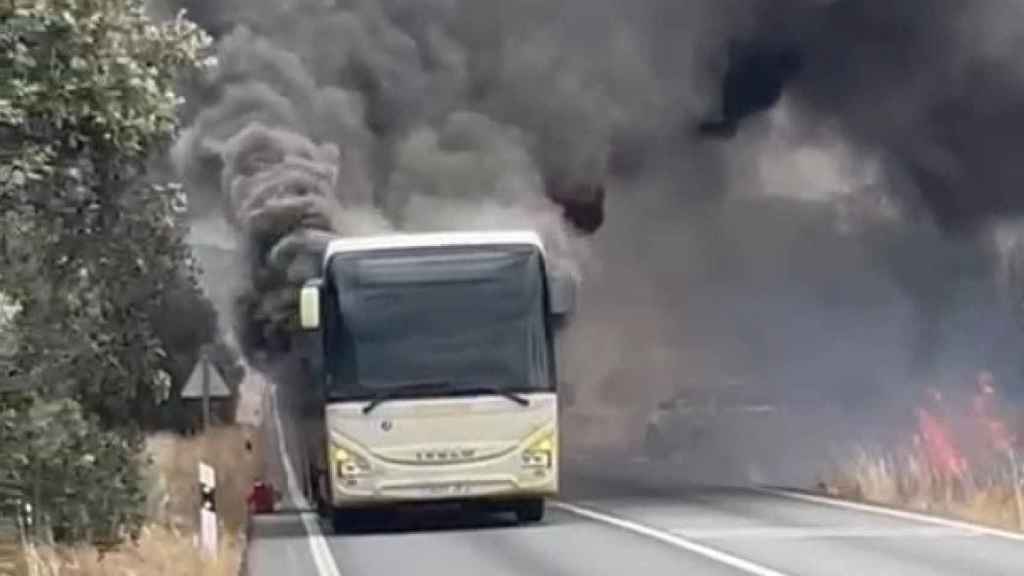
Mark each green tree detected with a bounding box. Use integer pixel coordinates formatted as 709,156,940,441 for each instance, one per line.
0,0,211,543
0,399,148,545
0,0,210,419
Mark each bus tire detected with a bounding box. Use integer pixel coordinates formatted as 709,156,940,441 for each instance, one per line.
310,467,328,517
331,508,363,534
514,498,545,524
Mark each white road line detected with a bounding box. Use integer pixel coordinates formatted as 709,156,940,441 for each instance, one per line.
271,385,343,576
669,526,977,541
552,501,793,576
755,487,1024,544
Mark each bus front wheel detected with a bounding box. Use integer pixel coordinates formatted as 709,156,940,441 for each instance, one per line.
514,498,545,524
332,508,368,534
310,466,328,517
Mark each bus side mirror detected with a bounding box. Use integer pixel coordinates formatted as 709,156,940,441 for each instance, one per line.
299,279,323,330
548,271,576,318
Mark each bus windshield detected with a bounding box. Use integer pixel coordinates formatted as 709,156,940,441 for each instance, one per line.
325,244,552,400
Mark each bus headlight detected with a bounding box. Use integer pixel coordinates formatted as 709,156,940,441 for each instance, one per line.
522,433,555,469
334,447,371,478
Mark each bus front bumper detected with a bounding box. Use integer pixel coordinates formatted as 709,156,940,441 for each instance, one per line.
330,463,557,507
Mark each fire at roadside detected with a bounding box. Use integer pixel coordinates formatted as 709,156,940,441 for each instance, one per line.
823,371,1024,531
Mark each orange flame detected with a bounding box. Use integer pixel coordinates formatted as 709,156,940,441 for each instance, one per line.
913,372,1018,481
916,403,967,478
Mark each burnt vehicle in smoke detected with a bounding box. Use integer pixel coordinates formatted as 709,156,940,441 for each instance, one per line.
642,383,784,477
291,230,575,531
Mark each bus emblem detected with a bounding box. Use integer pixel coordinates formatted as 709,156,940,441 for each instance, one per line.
381,420,393,431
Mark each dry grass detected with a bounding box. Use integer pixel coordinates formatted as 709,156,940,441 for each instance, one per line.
822,400,1024,532
147,425,265,533
823,446,1024,532
21,425,264,576
24,525,242,576
1,535,27,576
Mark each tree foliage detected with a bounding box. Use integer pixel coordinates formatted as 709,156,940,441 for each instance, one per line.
0,0,211,418
0,399,147,544
0,0,212,544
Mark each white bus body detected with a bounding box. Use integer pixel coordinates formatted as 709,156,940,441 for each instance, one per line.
294,231,573,531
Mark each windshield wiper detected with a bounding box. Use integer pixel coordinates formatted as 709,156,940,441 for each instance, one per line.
361,382,531,414
361,380,454,414
454,386,531,407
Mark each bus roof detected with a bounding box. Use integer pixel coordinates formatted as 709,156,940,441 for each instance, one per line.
324,230,545,262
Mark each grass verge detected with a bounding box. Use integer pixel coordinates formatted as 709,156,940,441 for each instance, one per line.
21,424,264,576
822,446,1024,532
24,525,243,576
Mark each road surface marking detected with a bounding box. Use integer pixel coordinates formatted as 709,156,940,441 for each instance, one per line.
272,385,343,576
756,488,1024,543
670,526,978,541
552,501,793,576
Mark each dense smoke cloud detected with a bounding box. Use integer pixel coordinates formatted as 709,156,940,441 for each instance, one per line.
163,0,780,358
701,0,1024,403
722,0,1024,231
163,0,1024,451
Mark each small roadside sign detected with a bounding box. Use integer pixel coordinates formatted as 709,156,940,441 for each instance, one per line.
181,357,231,399
181,354,231,432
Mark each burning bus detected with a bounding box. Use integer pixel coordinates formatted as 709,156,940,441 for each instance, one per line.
290,230,574,531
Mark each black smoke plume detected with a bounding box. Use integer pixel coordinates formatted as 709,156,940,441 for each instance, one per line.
716,0,1024,231
163,0,1024,428
167,2,629,356
698,42,803,138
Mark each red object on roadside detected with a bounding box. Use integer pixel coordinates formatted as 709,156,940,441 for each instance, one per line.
247,481,275,514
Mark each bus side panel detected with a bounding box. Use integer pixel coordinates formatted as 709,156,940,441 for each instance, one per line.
273,337,327,510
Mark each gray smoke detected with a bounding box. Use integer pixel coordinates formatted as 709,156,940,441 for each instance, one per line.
730,0,1024,231
707,0,1024,401
163,0,1024,482
161,0,1024,372
169,0,652,354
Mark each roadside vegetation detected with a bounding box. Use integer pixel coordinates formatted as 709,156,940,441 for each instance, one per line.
824,445,1024,532
822,385,1024,532
0,1,255,573
25,525,242,576
21,425,263,576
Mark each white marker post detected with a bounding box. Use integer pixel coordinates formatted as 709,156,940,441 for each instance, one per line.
198,462,218,558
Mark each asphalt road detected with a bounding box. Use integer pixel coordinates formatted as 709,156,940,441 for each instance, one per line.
247,390,1024,576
